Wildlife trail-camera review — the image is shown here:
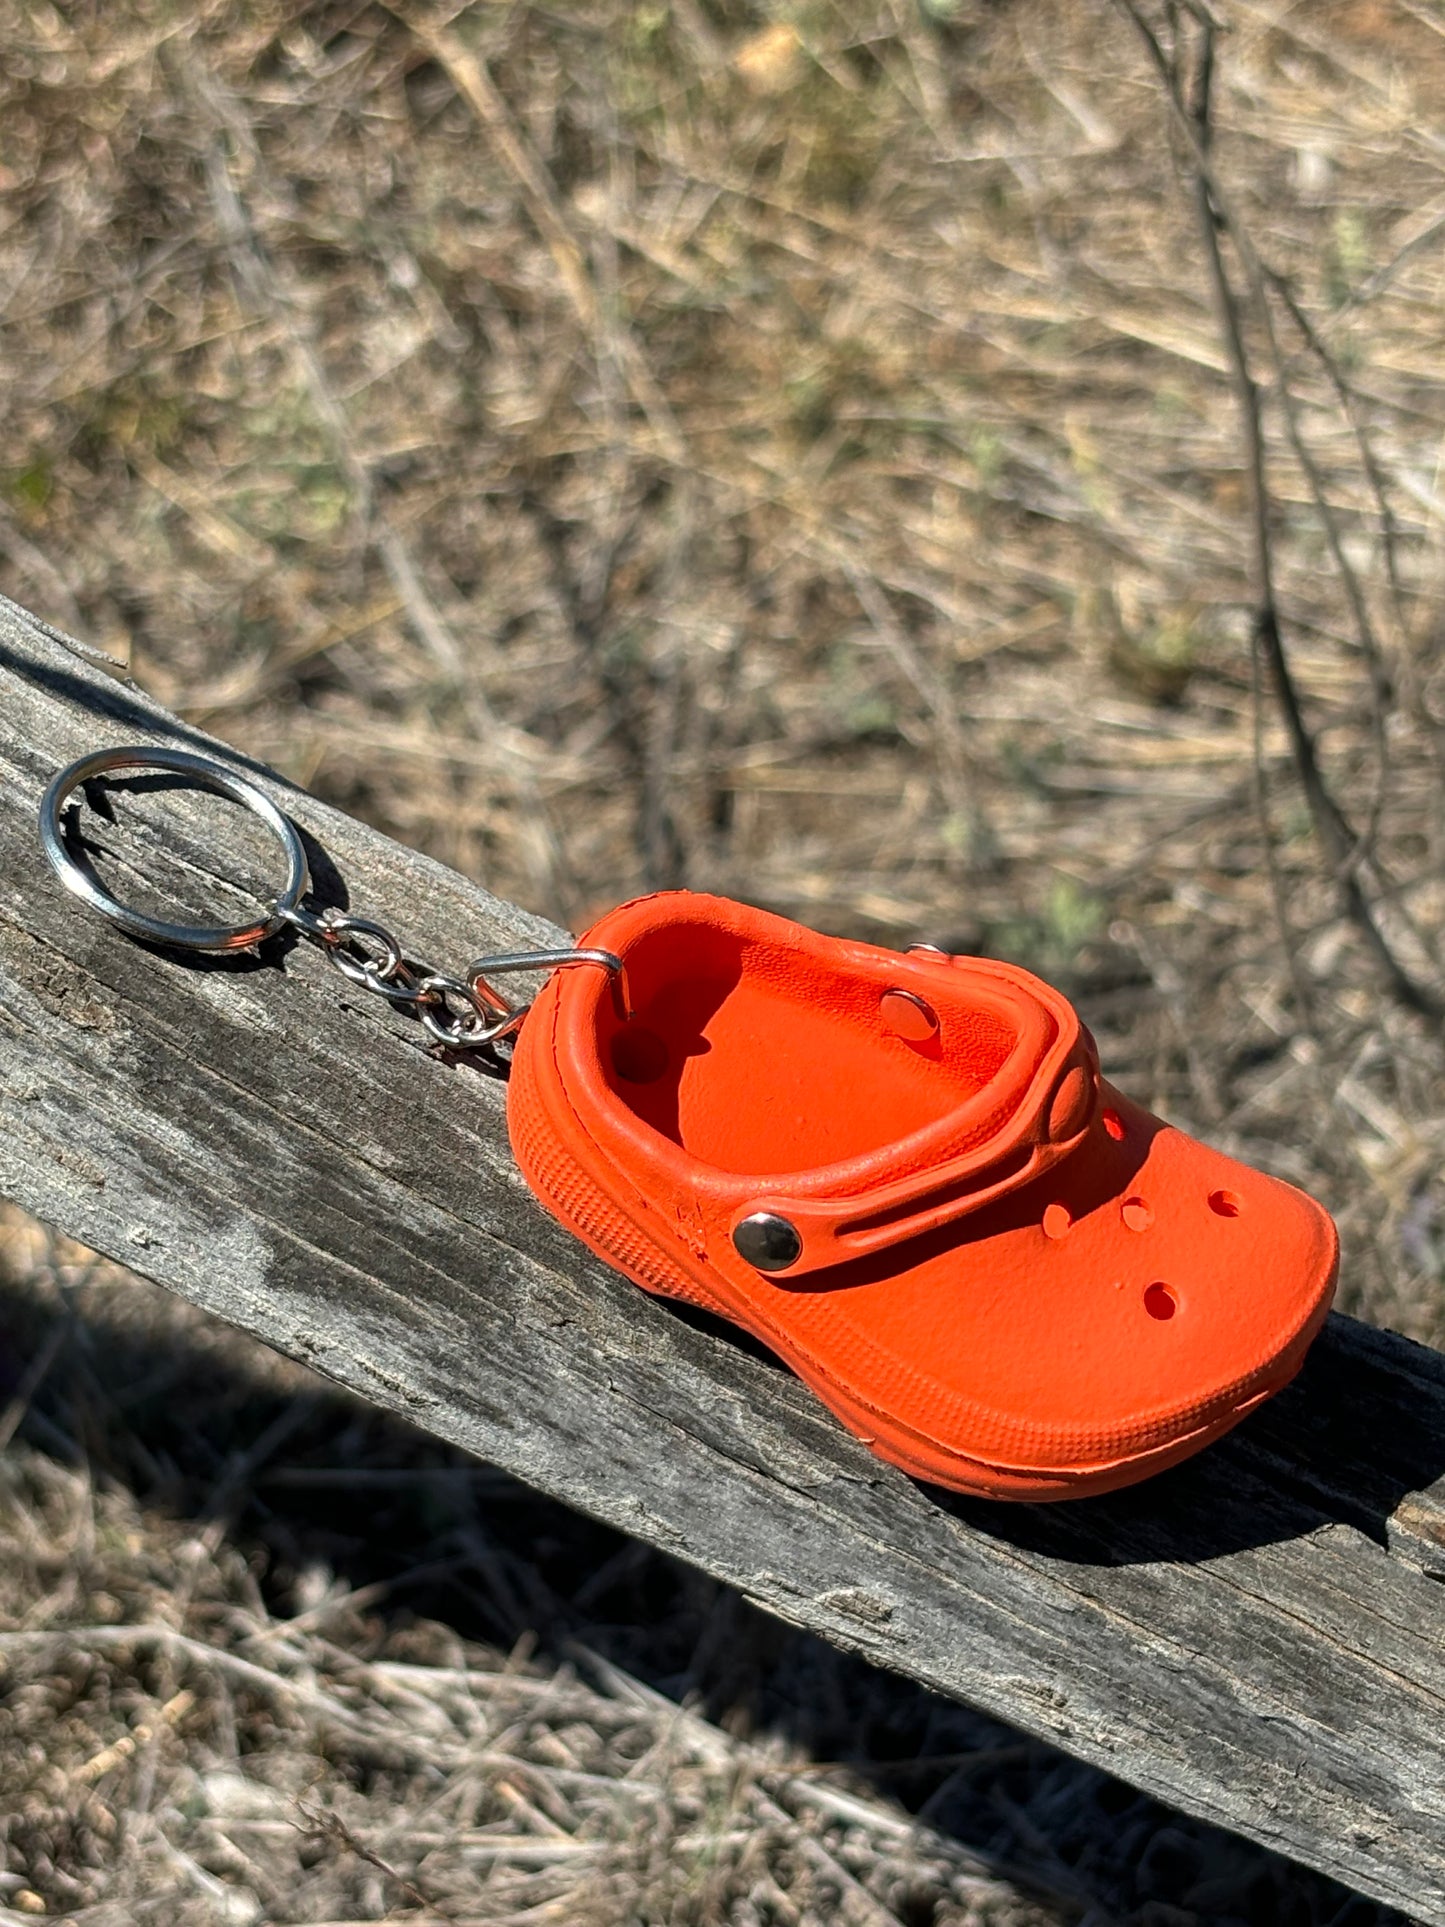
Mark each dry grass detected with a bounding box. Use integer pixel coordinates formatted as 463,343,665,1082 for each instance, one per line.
2,0,1445,1919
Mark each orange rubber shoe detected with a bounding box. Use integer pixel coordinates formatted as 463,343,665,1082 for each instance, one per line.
508,892,1337,1501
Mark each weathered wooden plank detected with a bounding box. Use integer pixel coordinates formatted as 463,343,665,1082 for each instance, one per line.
2,591,1445,1921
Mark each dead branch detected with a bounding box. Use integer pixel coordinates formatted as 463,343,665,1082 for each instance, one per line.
1112,0,1443,1020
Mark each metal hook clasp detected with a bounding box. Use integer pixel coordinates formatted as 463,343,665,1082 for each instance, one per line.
465,948,629,1043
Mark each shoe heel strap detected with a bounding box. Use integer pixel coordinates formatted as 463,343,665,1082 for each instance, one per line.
710,1036,1099,1278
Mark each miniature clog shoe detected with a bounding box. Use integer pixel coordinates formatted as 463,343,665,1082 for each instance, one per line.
508,893,1338,1500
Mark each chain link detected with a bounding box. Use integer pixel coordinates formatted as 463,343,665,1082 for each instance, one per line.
275,903,622,1051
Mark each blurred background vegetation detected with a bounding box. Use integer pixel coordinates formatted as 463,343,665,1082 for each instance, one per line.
2,0,1444,1921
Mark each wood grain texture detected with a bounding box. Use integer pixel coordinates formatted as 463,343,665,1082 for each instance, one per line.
3,593,1445,1921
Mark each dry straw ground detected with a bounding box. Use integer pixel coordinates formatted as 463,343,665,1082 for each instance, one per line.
1,0,1444,1920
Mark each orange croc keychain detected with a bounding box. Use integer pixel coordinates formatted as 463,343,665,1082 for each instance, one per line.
41,748,1339,1503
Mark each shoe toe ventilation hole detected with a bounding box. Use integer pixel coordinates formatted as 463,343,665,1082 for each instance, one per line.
1144,1282,1177,1321
1102,1108,1126,1141
1042,1203,1072,1240
1121,1196,1152,1232
1208,1188,1242,1218
611,1028,669,1084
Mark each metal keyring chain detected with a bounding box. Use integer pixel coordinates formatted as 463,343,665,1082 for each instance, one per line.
39,745,622,1051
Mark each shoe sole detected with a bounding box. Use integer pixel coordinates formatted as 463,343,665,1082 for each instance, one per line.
520,1143,1332,1501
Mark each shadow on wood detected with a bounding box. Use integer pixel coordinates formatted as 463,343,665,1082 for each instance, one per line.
946,1320,1445,1570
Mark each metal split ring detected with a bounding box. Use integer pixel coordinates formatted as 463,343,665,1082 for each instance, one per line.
38,745,309,953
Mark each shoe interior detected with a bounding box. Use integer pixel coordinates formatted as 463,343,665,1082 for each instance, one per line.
596,920,1029,1175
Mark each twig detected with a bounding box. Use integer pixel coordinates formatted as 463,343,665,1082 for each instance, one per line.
388,5,686,465
0,1317,67,1452
839,554,987,873
0,1624,368,1730
182,51,580,921
1249,613,1316,1030
72,1689,196,1785
1266,266,1445,827
1266,271,1409,630
382,7,702,894
294,1801,439,1915
1112,0,1442,1019
0,507,84,634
